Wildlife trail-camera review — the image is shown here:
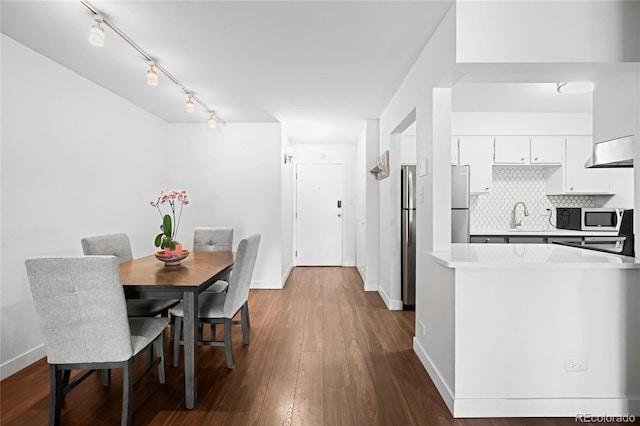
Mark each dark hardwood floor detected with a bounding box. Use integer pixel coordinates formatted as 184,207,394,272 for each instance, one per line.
2,267,586,425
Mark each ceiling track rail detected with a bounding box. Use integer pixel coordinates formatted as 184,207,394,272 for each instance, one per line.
79,0,226,124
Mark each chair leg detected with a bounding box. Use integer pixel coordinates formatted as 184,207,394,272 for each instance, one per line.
224,318,234,369
122,359,134,426
146,342,154,369
49,364,63,426
155,330,166,384
198,321,204,341
241,303,250,345
244,301,251,328
101,368,111,386
61,370,71,401
173,316,183,367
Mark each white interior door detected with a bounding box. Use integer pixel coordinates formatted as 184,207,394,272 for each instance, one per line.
296,163,344,266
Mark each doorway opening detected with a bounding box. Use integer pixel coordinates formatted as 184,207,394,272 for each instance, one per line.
391,110,417,311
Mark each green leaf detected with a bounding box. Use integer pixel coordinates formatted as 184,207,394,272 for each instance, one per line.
154,233,163,247
162,214,172,237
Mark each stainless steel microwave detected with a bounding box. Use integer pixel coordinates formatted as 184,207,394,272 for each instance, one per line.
557,207,624,232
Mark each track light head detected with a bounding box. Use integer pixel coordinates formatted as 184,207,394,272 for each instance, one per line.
89,15,105,47
208,114,217,128
186,96,195,113
147,62,158,86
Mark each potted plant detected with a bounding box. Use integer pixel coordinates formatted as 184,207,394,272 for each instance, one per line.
150,189,189,254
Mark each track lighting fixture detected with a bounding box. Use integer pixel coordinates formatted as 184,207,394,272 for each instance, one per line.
186,96,195,113
146,63,158,86
88,15,105,47
80,1,225,128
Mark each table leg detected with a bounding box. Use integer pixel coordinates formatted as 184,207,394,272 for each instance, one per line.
183,291,198,409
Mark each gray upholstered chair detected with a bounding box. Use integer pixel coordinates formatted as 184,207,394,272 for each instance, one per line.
25,256,168,426
191,227,235,343
193,227,233,252
193,227,234,294
172,234,260,369
81,233,180,317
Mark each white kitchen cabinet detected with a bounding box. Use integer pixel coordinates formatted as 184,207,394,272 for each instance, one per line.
493,136,529,164
494,136,563,165
530,136,563,164
545,136,611,194
458,136,493,193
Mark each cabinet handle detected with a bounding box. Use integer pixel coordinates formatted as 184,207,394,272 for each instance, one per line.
534,157,539,161
521,157,525,161
485,239,490,243
485,187,489,191
569,187,574,191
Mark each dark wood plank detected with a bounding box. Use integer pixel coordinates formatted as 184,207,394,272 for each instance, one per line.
1,266,586,426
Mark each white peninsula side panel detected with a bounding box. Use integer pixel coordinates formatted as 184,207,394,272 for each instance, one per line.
415,244,640,418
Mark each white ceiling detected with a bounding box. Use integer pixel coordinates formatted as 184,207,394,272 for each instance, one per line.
0,0,453,145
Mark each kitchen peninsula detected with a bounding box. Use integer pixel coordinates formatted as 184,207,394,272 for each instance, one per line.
416,244,640,418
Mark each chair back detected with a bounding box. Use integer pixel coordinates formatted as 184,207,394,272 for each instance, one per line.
24,256,133,365
223,234,260,318
81,233,133,264
193,227,234,252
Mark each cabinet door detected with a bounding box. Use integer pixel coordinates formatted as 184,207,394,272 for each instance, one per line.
530,136,563,164
508,236,546,244
470,236,508,244
494,136,529,164
451,137,459,166
459,136,493,193
565,136,610,194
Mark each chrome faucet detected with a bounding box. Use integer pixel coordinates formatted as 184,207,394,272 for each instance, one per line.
511,201,529,229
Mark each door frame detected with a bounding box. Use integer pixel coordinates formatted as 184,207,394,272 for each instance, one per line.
293,162,346,266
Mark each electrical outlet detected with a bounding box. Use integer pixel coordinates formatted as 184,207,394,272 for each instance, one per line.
565,359,588,372
418,320,426,336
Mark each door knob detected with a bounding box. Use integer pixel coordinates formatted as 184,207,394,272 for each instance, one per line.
337,214,342,217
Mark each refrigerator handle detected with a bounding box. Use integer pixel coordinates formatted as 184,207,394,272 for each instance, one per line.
408,210,413,247
408,169,414,209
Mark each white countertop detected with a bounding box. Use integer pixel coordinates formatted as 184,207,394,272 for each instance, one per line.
470,229,620,237
427,243,640,268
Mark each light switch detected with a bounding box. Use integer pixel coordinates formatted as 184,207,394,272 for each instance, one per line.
419,158,428,176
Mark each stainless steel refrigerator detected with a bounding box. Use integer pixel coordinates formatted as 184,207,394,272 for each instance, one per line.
451,165,470,243
401,165,416,307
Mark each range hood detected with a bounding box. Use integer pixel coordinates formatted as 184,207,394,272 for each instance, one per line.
585,135,634,168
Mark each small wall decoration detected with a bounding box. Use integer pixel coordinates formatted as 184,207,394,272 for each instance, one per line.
369,150,390,180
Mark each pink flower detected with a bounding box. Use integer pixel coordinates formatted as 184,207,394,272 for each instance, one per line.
150,188,189,244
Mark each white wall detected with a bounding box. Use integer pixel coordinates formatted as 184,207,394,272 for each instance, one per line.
166,123,283,289
456,1,640,63
592,71,638,220
291,144,357,267
280,131,294,285
377,4,456,310
355,120,380,291
452,112,592,136
400,135,417,165
593,72,637,144
0,35,169,378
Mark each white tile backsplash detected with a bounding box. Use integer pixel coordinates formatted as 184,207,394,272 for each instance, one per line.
470,167,593,231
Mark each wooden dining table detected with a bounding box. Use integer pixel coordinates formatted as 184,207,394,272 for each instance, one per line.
119,250,234,409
